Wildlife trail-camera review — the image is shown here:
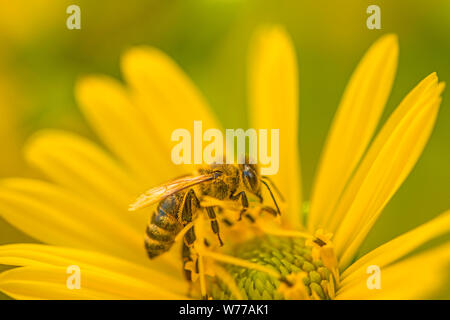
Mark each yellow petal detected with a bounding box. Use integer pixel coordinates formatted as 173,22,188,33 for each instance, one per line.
0,178,146,263
75,75,182,186
332,74,444,268
308,34,398,231
24,129,146,232
0,244,185,296
336,243,450,299
248,26,302,229
121,46,222,158
0,265,186,300
341,210,450,285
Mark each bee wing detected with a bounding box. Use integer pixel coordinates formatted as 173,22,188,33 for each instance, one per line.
128,174,216,211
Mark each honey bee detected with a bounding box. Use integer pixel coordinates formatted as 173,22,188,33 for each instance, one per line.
129,162,282,281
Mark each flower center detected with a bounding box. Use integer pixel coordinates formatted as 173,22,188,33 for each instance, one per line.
210,235,338,300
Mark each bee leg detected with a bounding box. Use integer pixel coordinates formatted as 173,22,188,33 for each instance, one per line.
180,189,197,279
184,225,197,247
182,241,194,296
231,191,249,221
182,226,197,281
184,189,222,247
181,189,198,223
182,227,206,298
205,206,223,246
181,189,198,247
260,205,278,217
184,232,209,300
181,190,210,299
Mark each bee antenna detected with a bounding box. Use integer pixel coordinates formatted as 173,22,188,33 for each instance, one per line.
261,180,281,216
261,176,285,202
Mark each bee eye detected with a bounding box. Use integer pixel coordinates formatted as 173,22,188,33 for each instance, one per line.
243,170,258,190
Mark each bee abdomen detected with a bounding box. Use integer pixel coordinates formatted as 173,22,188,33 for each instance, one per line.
151,206,180,231
144,235,172,259
146,224,175,243
144,209,182,259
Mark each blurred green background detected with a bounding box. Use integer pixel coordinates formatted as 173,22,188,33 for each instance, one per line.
0,0,449,299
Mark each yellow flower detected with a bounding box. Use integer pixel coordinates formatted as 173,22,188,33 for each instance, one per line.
0,26,448,300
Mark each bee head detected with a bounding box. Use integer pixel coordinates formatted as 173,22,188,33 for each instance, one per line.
239,162,261,197
240,160,283,216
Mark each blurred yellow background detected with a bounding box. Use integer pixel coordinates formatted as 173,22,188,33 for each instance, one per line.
0,0,449,298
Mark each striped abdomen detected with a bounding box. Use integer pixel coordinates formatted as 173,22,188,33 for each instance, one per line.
144,192,184,259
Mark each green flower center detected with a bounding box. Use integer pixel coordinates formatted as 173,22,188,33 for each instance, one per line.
211,235,336,300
